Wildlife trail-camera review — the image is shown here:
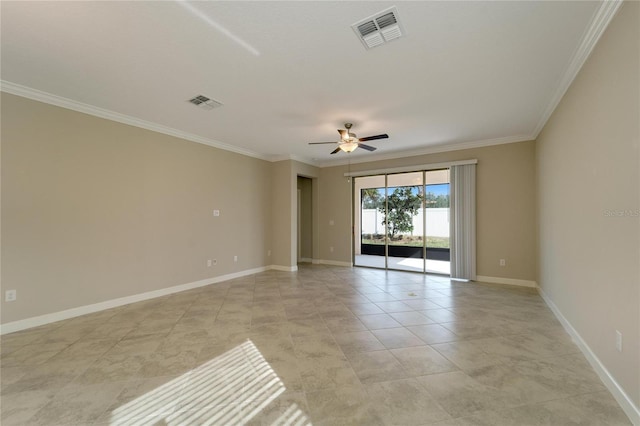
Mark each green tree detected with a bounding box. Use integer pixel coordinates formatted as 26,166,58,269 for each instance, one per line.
424,192,449,208
362,188,383,209
379,186,423,240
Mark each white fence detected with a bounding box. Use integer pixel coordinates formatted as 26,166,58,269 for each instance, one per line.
361,208,449,237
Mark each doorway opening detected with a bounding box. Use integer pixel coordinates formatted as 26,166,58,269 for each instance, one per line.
297,176,313,264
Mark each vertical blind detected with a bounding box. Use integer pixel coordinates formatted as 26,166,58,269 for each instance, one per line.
450,164,477,280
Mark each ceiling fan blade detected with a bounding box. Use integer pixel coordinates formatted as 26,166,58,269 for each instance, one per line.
358,134,389,142
308,142,338,145
330,147,342,154
358,143,377,152
338,129,347,139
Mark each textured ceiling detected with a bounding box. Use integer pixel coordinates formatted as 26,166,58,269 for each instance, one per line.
1,1,609,165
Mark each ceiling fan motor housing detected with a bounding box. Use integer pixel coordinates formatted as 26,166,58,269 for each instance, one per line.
308,122,388,154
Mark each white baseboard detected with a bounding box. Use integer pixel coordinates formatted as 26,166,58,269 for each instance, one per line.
476,275,537,288
1,265,275,335
538,286,640,424
270,265,298,272
312,259,353,267
298,258,313,263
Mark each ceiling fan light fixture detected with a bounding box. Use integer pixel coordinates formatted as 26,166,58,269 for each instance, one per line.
339,141,359,153
308,122,388,155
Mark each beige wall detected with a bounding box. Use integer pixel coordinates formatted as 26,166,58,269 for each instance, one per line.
271,160,319,268
536,1,639,408
318,141,537,280
1,93,273,324
317,164,354,265
1,98,322,325
4,14,637,418
270,160,293,267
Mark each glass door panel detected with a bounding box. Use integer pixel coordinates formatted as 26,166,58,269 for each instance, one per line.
354,175,386,269
386,172,424,272
425,169,451,275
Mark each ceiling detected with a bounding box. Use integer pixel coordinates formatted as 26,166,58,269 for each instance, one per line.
1,1,613,166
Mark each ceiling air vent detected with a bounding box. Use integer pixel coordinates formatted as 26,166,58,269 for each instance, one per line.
187,94,223,110
352,7,404,50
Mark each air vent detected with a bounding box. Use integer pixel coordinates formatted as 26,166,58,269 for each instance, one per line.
376,12,397,29
352,7,404,50
187,94,223,110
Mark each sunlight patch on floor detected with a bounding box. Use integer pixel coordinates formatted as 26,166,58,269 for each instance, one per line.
272,403,310,426
110,339,311,425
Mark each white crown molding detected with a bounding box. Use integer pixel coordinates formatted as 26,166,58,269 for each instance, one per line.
269,154,318,166
290,154,319,166
0,80,272,161
531,0,623,138
317,134,532,168
7,0,621,175
0,80,538,169
2,1,621,168
269,154,298,162
538,285,640,424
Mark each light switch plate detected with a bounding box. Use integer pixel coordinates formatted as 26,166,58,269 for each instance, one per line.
5,290,16,302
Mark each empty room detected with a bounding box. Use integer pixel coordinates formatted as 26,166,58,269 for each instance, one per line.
1,1,638,425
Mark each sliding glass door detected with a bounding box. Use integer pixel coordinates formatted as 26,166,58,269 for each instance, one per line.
353,170,450,275
355,175,386,269
424,169,450,274
386,172,424,272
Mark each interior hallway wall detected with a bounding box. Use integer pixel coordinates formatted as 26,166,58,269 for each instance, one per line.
536,1,639,409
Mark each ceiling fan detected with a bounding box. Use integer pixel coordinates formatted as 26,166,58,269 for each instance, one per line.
309,123,389,154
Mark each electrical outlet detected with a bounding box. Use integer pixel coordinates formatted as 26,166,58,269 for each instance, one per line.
5,290,16,302
329,220,335,226
267,250,271,257
213,259,217,265
213,210,220,217
234,255,238,262
499,259,506,266
616,330,623,352
330,246,334,253
207,259,212,267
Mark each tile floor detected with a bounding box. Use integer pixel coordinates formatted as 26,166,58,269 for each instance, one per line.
0,265,632,425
